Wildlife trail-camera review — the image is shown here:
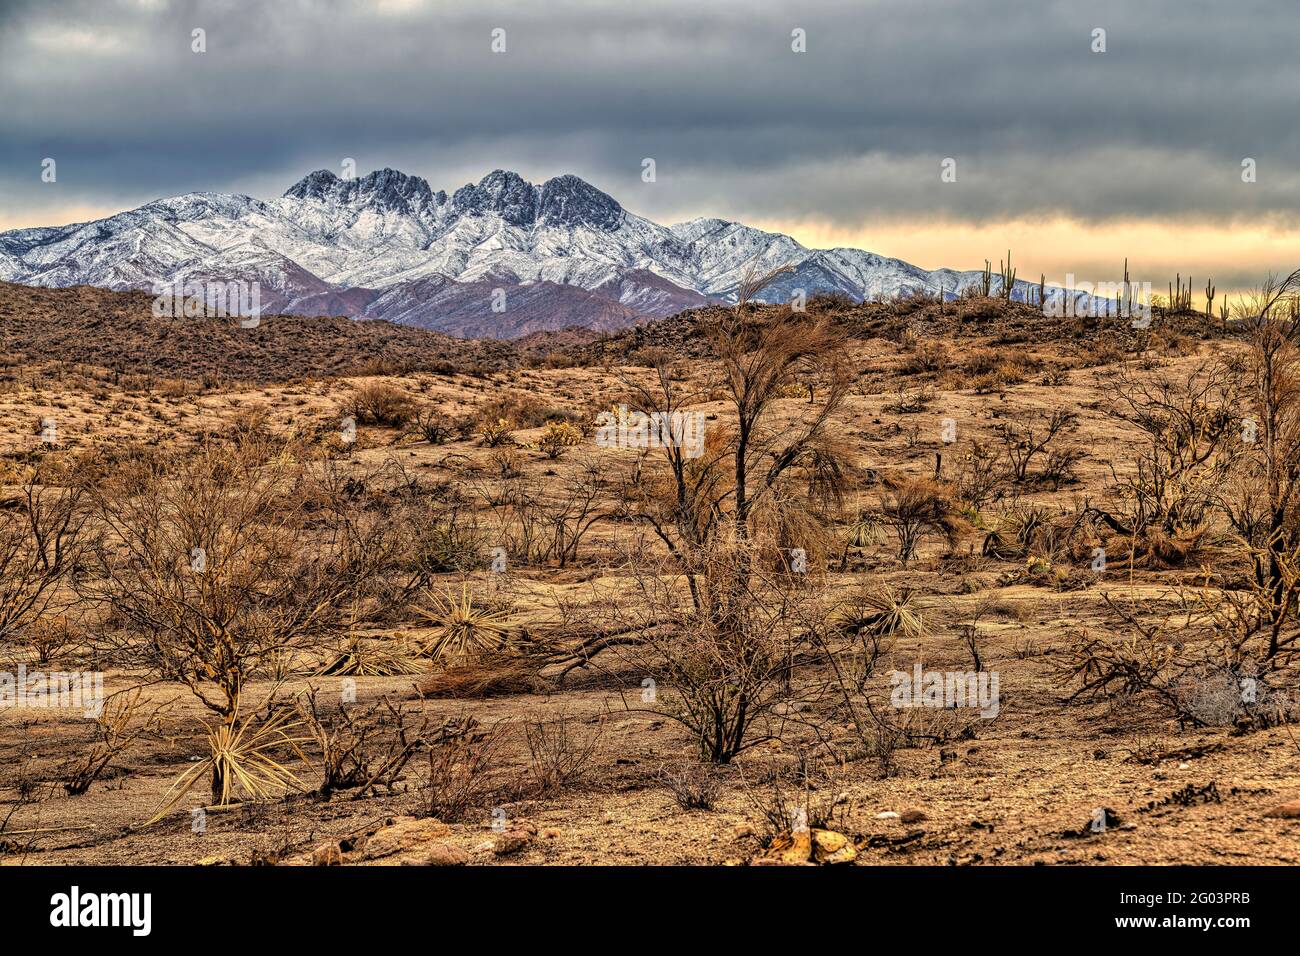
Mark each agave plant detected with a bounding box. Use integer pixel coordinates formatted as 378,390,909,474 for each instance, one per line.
415,583,514,662
148,701,311,824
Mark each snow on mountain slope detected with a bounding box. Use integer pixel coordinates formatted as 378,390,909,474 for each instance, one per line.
0,166,1089,338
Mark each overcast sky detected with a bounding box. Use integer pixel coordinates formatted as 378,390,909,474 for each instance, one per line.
2,0,1297,289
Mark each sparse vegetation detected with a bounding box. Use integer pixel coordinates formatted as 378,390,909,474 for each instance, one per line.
0,276,1295,866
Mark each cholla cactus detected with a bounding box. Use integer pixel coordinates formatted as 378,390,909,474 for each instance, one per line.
537,420,583,459
478,417,513,447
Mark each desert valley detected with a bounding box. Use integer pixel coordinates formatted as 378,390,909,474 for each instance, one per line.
0,273,1297,868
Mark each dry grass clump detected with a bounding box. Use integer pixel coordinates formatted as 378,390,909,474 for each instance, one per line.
418,654,543,698
316,632,425,677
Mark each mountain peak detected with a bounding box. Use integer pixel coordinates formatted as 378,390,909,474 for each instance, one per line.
284,169,340,200
538,174,622,230
451,169,538,226
284,167,438,212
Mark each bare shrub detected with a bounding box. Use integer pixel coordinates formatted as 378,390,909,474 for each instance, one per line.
84,438,397,800
875,477,965,562
299,689,431,798
993,409,1079,485
86,439,393,726
63,687,171,797
523,711,603,793
742,750,850,842
0,485,87,648
404,406,454,445
417,718,502,822
25,615,82,665
1094,360,1243,539
660,764,723,811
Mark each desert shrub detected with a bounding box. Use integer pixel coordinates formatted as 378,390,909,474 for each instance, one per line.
315,631,424,677
833,585,924,641
417,718,502,822
404,406,454,445
743,752,850,842
1094,360,1242,539
409,506,483,575
523,351,577,369
343,382,415,428
555,305,852,764
474,392,577,432
898,341,949,375
957,296,1002,321
837,510,882,569
982,504,1094,567
299,690,431,797
1055,590,1298,728
882,386,934,414
660,764,723,811
25,615,82,665
952,442,1004,510
0,486,86,648
84,440,398,799
523,711,603,793
993,409,1080,485
609,548,812,764
487,446,524,478
62,687,169,797
874,477,965,561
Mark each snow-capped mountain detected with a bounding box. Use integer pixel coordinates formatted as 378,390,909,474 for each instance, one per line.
0,167,1056,338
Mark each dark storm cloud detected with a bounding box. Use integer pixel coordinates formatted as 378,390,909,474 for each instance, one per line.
1,0,1298,227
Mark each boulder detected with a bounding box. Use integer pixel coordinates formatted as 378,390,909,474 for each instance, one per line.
361,816,452,860
1264,799,1300,819
312,842,344,866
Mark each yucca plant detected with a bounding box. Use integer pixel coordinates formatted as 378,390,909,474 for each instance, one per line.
832,586,925,641
839,511,882,569
415,583,514,662
147,702,311,824
316,634,426,676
